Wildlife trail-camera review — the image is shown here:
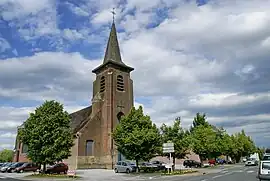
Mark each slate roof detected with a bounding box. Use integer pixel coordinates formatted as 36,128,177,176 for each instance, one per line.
69,106,92,133
92,22,134,74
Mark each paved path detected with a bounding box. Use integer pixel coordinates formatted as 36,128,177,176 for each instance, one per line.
0,164,259,181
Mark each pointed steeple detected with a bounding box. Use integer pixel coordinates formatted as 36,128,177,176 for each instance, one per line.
103,22,123,64
92,20,134,74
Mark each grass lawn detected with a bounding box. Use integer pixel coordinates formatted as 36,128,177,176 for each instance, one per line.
161,169,198,176
25,173,81,179
128,169,198,176
205,164,234,169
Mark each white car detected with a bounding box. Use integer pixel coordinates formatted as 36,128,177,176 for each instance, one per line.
245,158,258,166
258,160,270,181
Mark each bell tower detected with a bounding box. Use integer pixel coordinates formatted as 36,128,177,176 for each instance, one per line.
91,21,134,168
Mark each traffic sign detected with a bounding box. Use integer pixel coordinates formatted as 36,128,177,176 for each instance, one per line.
162,142,174,153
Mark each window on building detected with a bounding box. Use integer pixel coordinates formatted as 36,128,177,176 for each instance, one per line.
86,140,94,156
100,76,105,93
116,75,124,91
117,112,124,123
22,144,28,153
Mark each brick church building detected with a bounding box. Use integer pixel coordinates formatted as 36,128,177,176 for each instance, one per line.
13,21,134,169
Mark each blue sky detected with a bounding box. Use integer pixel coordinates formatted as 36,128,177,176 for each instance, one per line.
0,0,270,150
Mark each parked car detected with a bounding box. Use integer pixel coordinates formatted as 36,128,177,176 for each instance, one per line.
257,160,270,181
208,159,216,165
183,160,202,168
263,153,270,161
7,162,26,173
150,160,166,171
140,162,160,172
1,162,13,172
16,162,40,173
45,163,68,174
216,158,226,164
114,161,137,173
245,158,258,166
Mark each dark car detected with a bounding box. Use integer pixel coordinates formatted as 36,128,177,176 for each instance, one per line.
150,160,166,171
16,162,40,173
216,158,226,164
7,162,26,173
183,160,202,168
45,163,68,174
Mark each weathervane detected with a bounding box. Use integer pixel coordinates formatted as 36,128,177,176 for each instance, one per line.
111,8,116,22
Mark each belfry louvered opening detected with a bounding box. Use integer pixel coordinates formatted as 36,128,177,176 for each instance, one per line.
117,75,124,92
100,76,105,93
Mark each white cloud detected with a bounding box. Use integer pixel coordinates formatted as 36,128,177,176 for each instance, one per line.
0,132,17,139
0,37,11,53
91,9,113,24
188,92,270,108
0,144,14,150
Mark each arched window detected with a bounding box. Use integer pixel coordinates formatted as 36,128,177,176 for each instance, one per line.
116,75,124,92
117,112,124,123
100,76,105,93
22,144,28,153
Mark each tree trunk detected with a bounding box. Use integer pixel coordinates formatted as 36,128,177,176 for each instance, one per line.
42,163,46,174
173,157,176,171
136,160,139,173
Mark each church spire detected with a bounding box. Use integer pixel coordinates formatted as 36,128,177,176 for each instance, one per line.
92,9,134,74
103,13,123,64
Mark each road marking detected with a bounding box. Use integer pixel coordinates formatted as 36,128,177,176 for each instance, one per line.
212,172,233,179
247,170,255,173
233,170,243,172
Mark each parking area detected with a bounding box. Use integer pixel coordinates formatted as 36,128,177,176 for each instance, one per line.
0,172,33,179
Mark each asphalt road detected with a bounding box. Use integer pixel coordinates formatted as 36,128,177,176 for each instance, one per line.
153,165,260,181
0,165,260,181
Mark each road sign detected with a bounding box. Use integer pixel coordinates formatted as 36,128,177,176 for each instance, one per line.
163,143,174,147
163,148,175,153
162,142,174,153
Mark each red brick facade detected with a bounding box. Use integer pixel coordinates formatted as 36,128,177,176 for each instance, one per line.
13,142,30,162
13,22,134,169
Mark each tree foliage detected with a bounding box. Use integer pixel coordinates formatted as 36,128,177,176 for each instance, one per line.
227,130,256,162
160,117,191,165
189,113,257,162
190,125,216,160
112,106,161,168
190,113,209,132
18,100,74,167
0,149,13,162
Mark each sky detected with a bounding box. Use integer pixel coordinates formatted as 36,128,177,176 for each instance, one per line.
0,0,270,150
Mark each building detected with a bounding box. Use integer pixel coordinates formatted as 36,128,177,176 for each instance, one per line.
13,21,134,169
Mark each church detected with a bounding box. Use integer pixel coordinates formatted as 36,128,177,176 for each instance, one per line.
13,21,134,169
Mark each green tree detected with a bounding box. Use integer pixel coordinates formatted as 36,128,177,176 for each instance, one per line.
227,130,256,163
191,125,216,161
209,126,231,159
18,100,74,171
160,117,191,168
112,106,161,171
190,113,209,132
257,147,265,160
0,149,13,162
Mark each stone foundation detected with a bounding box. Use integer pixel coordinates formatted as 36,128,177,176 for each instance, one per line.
77,155,115,169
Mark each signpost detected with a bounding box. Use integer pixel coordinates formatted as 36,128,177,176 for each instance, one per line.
163,142,174,173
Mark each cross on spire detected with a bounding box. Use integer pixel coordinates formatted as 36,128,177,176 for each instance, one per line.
111,8,116,22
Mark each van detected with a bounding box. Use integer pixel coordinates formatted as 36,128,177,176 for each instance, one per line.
258,160,270,181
